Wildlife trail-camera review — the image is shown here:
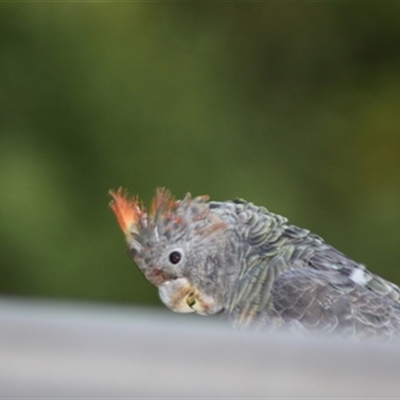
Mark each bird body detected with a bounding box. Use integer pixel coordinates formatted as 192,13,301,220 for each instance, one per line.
110,188,400,340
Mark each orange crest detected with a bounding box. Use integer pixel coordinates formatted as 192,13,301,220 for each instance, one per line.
109,188,145,235
150,188,179,218
109,187,181,235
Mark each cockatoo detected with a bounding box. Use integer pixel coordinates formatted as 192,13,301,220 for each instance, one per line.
109,188,400,340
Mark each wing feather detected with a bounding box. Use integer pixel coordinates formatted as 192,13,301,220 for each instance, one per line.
271,268,400,339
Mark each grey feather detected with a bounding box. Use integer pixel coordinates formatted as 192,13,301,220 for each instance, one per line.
110,189,400,340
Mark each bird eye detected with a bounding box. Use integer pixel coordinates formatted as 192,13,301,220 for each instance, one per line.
169,250,182,264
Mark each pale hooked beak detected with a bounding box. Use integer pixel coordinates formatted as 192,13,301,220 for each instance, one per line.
158,278,195,313
158,278,223,315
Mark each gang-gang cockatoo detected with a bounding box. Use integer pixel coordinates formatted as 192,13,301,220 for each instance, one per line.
109,188,400,340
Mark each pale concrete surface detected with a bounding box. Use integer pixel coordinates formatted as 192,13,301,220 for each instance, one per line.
0,297,399,398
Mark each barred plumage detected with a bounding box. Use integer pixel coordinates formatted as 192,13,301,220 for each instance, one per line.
110,188,400,340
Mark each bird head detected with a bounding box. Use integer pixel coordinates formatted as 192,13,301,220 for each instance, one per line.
109,188,228,315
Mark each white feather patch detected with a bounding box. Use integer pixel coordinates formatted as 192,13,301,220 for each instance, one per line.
350,268,368,285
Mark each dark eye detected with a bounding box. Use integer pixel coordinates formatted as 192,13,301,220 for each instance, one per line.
169,251,182,264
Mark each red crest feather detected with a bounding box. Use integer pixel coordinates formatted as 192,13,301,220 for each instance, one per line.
109,188,145,234
110,188,217,240
150,188,178,218
109,187,181,236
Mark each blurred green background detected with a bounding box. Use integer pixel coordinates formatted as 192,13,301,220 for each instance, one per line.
1,3,400,307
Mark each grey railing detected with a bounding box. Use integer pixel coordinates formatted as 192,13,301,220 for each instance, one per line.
1,297,399,398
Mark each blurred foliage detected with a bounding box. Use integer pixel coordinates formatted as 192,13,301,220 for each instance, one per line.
1,3,400,306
